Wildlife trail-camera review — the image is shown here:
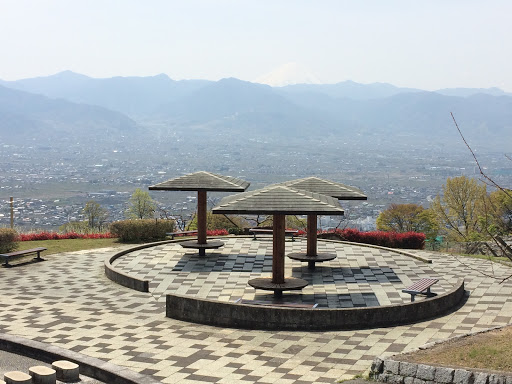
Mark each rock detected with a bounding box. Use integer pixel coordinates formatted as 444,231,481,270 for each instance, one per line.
435,367,455,384
474,372,489,384
399,362,418,377
372,358,384,374
416,364,436,381
384,360,400,375
454,369,474,384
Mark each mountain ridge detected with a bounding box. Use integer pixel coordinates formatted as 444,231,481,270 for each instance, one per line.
1,71,511,151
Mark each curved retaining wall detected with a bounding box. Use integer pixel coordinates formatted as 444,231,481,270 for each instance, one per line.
0,333,161,384
104,240,177,292
166,280,465,331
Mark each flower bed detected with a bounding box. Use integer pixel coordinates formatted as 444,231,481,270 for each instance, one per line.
303,228,425,249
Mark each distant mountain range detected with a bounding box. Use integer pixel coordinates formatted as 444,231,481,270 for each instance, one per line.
0,84,137,143
1,71,511,150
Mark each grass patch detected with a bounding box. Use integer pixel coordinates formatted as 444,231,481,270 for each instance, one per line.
399,326,512,372
461,253,512,265
17,238,123,255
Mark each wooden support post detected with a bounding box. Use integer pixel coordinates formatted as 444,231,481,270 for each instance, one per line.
10,197,14,229
307,214,317,256
272,214,286,285
197,191,207,255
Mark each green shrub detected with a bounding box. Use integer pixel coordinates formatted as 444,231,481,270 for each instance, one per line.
109,219,175,242
0,228,18,253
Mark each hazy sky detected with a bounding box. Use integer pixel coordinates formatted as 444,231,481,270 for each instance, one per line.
1,0,511,90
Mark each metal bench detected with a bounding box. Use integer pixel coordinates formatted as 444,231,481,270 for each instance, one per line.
0,247,47,267
402,278,439,302
249,228,299,241
235,298,318,308
166,230,198,240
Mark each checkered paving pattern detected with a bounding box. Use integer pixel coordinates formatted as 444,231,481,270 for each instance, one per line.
112,238,449,308
1,239,512,384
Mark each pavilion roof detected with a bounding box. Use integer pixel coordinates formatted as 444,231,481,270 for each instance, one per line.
271,177,367,200
212,185,345,215
149,171,250,192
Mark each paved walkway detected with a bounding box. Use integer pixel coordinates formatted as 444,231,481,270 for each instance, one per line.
1,238,512,384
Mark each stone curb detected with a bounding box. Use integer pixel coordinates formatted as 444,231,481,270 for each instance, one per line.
369,323,512,384
166,279,465,330
0,333,162,384
319,239,433,263
104,235,238,292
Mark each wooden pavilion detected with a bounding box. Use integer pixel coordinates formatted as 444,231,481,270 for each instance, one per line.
212,185,344,297
272,177,367,269
149,171,250,256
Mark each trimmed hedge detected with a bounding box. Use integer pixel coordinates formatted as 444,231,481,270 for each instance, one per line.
314,228,425,249
110,219,175,242
0,228,18,253
18,231,115,241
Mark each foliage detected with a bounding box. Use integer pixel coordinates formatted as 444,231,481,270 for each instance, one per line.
489,189,512,234
316,228,425,249
207,229,229,236
59,221,91,234
252,215,307,230
83,200,109,229
431,176,488,242
0,228,18,253
17,231,115,241
110,219,174,242
126,189,156,219
187,212,248,234
171,229,229,237
376,203,439,240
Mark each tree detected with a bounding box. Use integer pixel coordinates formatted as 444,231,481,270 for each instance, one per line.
489,189,512,235
187,212,248,233
248,215,306,230
126,189,156,219
376,203,438,240
83,200,108,230
431,176,487,242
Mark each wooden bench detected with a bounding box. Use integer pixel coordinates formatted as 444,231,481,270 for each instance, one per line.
166,230,198,240
235,298,318,308
402,278,438,302
249,228,299,241
0,247,47,267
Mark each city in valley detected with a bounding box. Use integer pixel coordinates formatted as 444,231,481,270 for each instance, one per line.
1,129,510,232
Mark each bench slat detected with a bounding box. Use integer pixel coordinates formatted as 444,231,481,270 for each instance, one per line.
404,278,438,293
402,278,438,302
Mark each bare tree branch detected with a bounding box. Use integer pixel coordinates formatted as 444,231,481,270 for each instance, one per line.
451,112,512,199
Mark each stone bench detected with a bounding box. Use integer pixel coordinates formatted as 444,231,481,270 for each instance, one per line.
29,366,56,384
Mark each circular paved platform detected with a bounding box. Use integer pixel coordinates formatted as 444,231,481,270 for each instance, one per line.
2,239,512,383
112,237,454,308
